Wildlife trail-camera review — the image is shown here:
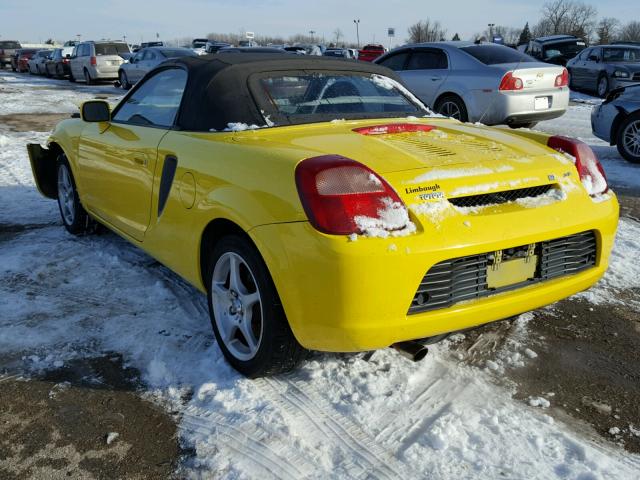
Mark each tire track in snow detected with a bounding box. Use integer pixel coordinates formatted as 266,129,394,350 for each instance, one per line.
179,405,316,480
259,375,419,480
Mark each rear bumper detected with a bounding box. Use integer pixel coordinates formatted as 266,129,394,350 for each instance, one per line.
473,88,569,125
91,65,120,79
251,192,618,352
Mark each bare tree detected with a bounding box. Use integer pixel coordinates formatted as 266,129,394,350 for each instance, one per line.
597,18,620,45
534,0,597,41
407,19,446,43
482,25,521,45
333,28,344,46
619,21,640,42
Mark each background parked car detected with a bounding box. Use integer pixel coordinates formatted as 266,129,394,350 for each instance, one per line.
28,50,53,75
205,41,232,53
524,35,587,66
0,40,21,68
69,41,130,84
14,49,38,72
375,42,569,128
45,47,74,78
12,48,34,71
118,46,197,89
217,47,286,54
358,44,385,62
323,48,354,59
592,85,640,163
567,44,640,97
140,41,163,48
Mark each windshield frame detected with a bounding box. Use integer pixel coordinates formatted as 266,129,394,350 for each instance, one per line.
247,69,430,127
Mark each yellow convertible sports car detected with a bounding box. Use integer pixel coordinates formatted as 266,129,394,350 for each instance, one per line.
28,54,618,377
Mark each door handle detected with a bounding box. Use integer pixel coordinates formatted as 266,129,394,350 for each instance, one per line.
133,156,147,166
431,76,442,81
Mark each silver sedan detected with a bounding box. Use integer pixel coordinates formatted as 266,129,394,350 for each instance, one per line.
592,85,640,163
118,47,197,89
375,42,570,128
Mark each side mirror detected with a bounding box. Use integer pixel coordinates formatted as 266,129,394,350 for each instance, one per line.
588,55,599,62
81,101,111,123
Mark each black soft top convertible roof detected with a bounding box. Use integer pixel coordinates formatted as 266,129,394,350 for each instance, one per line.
159,53,404,132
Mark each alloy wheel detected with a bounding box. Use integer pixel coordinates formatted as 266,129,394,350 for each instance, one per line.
211,252,263,361
439,101,462,120
598,77,608,97
57,164,75,225
622,120,640,158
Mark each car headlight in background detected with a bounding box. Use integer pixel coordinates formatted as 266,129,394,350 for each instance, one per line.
612,70,630,78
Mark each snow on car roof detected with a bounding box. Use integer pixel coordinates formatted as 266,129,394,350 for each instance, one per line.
162,53,405,132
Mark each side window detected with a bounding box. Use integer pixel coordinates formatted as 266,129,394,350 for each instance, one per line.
145,50,156,61
112,68,187,128
579,48,591,60
378,52,409,71
406,50,448,70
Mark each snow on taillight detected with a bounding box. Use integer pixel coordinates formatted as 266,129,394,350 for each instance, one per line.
499,72,523,91
547,136,608,196
555,68,569,87
295,155,413,236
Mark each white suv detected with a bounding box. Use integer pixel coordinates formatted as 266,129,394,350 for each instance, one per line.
69,41,130,84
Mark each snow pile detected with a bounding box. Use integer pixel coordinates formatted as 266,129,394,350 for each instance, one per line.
580,218,640,304
223,122,261,132
354,198,417,238
515,187,567,208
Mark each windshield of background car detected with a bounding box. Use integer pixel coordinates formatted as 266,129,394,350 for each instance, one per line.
95,43,130,55
603,47,640,63
460,45,536,65
543,41,585,59
255,72,425,124
0,41,20,49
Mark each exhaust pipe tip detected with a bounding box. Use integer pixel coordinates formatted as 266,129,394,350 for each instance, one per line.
392,341,429,362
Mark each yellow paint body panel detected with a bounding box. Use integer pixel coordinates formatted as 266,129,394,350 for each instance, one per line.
37,116,619,352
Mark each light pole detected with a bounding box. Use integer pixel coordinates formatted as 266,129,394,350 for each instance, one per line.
309,30,316,43
76,34,81,42
488,23,495,42
353,19,360,49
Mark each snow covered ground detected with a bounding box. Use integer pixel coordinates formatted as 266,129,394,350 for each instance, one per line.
1,71,640,479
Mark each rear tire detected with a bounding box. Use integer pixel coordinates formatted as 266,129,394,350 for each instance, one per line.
84,69,94,85
616,112,640,163
119,70,131,90
434,94,469,122
206,235,306,377
56,155,98,235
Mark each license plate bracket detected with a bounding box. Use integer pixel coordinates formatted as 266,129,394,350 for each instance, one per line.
487,246,538,289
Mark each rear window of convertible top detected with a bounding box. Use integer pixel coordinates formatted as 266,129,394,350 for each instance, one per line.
257,72,423,120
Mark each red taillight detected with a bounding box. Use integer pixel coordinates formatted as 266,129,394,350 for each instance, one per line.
90,56,97,66
547,136,608,195
555,68,569,87
353,123,436,135
63,58,69,64
295,155,406,235
499,71,523,91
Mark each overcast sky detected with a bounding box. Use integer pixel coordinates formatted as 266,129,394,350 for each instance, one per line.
0,0,635,45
